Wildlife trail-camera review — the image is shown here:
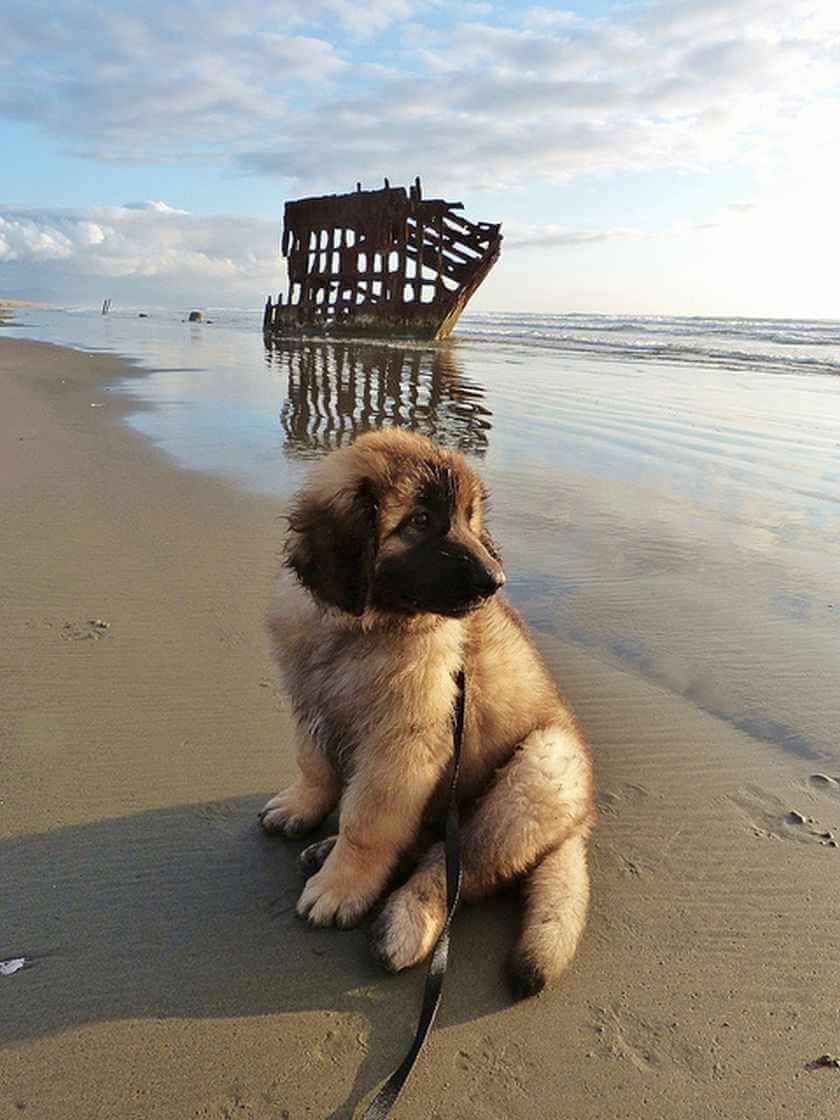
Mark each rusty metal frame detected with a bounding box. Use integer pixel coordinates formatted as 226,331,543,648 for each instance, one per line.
263,177,502,341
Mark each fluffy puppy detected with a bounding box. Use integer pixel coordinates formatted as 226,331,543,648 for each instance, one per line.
260,429,595,997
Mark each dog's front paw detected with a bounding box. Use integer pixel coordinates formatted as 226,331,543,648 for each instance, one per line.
369,887,445,972
258,787,323,837
296,865,379,929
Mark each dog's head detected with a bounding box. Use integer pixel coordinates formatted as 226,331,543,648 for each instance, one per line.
285,430,505,619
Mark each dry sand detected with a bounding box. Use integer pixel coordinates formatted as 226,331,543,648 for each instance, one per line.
2,337,839,1119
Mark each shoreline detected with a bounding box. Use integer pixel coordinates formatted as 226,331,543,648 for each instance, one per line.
2,336,840,1119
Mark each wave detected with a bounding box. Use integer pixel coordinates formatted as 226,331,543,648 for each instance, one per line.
457,312,840,376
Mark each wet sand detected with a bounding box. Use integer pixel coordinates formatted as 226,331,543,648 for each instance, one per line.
2,336,840,1119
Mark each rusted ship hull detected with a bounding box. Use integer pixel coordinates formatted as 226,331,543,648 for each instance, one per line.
263,178,502,341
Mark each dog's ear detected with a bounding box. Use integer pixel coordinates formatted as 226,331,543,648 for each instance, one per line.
285,479,379,615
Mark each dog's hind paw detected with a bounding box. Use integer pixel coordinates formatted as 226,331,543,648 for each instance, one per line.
506,948,548,1000
369,887,445,972
299,835,337,874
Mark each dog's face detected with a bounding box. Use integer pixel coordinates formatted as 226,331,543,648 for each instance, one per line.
286,430,505,619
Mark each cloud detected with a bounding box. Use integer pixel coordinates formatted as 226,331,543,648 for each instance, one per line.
2,0,838,190
503,202,767,252
504,224,647,250
243,0,840,192
0,2,361,158
0,202,285,303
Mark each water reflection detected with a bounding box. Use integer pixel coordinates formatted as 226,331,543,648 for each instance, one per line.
265,337,492,459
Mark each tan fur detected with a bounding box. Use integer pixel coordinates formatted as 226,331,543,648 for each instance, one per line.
261,430,595,995
260,728,339,836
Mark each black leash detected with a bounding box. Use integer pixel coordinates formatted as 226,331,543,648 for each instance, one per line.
361,668,466,1120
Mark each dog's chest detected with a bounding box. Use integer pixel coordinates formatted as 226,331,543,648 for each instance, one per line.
288,625,461,773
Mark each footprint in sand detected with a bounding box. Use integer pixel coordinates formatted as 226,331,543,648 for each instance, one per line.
595,785,655,877
312,1025,368,1066
192,1083,291,1120
591,1003,724,1080
596,783,650,816
731,784,838,848
428,1036,535,1120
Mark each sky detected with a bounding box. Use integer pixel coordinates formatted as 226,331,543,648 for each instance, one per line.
1,0,839,316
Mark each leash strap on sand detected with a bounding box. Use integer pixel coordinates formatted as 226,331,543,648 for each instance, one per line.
361,669,466,1120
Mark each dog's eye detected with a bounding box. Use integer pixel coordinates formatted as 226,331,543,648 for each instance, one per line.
408,510,430,531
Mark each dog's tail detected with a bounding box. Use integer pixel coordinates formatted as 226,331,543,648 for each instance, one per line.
508,832,590,998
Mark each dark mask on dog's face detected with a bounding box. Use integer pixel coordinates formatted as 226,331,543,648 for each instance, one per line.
370,466,505,618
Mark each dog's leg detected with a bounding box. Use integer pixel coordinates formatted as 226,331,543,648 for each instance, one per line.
370,722,593,993
507,834,590,997
369,841,450,972
296,747,446,929
259,732,339,837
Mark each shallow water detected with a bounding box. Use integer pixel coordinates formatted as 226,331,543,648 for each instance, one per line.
6,306,840,766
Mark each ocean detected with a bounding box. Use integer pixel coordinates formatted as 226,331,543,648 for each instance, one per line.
8,305,840,377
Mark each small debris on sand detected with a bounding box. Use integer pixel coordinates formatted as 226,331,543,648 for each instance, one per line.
786,810,806,825
806,1054,840,1071
1,957,26,977
61,619,111,640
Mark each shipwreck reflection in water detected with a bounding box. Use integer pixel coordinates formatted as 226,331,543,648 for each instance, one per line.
265,337,492,459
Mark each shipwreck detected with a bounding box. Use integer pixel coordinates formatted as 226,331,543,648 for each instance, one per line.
263,177,502,341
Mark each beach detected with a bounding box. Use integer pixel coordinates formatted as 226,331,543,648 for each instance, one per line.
2,327,840,1119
